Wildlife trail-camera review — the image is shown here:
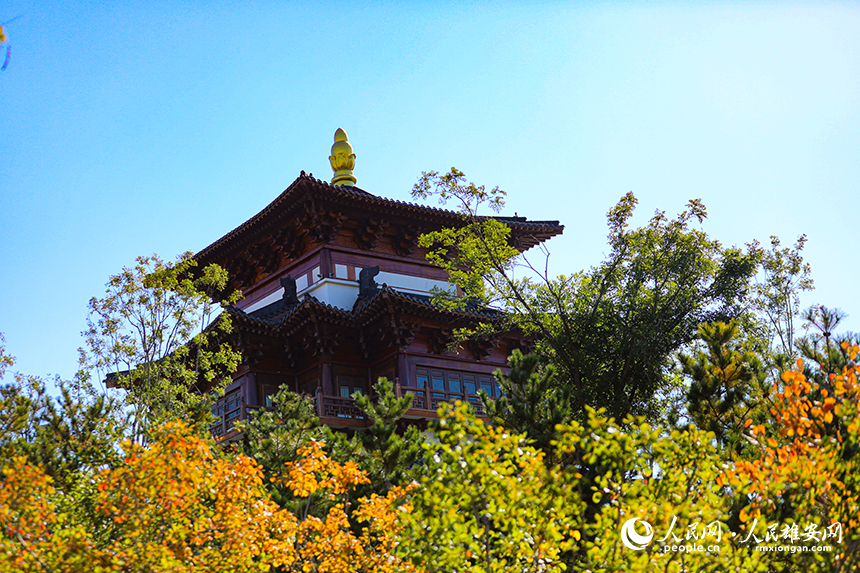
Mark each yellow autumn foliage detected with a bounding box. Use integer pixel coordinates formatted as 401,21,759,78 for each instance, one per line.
723,345,860,568
0,423,418,573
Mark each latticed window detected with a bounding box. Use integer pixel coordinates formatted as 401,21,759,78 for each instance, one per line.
210,388,243,436
261,385,280,407
337,376,365,398
412,367,501,414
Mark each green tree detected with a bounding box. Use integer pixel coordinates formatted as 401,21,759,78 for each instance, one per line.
78,253,242,443
403,402,577,573
403,402,771,573
795,305,854,386
0,384,29,458
554,410,768,573
0,341,128,557
481,349,571,464
353,377,423,492
748,235,814,360
0,334,30,457
1,376,125,490
238,387,341,511
679,321,769,455
242,380,421,516
414,169,759,421
0,333,13,379
0,337,125,490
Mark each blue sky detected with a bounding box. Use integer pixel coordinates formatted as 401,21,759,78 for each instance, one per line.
1,1,859,381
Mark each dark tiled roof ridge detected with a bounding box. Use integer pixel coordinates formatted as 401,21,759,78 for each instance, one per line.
239,291,353,326
247,296,292,321
297,293,355,318
355,285,505,321
225,306,278,331
385,286,506,320
491,215,562,227
232,282,505,330
194,172,563,262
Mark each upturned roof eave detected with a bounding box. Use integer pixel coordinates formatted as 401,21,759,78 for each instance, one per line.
193,172,563,264
225,285,507,335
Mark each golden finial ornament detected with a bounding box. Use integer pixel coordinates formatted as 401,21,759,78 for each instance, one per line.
329,127,357,186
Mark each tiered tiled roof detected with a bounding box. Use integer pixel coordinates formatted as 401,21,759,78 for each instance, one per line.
195,172,563,264
228,284,505,335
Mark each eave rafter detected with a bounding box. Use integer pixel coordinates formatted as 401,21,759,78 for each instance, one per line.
392,225,424,257
306,317,339,358
235,330,267,366
298,198,347,244
283,338,302,369
385,317,420,351
353,217,389,250
356,328,373,361
428,328,456,355
469,336,501,361
508,336,536,356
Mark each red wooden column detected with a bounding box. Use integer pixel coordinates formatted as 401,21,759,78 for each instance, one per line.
321,361,333,396
396,353,410,387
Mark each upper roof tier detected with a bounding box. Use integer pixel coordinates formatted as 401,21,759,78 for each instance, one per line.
195,170,564,268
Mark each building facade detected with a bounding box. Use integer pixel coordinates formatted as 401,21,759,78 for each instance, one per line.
198,129,563,439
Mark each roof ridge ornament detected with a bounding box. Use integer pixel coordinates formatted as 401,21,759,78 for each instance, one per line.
329,127,357,187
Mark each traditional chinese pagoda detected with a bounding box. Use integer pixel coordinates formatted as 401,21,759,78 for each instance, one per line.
200,129,563,439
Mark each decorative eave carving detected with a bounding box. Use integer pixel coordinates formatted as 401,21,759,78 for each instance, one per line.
381,317,419,352
275,226,306,261
304,321,339,358
469,336,500,361
428,328,456,355
392,226,424,257
354,217,389,250
225,226,307,291
357,266,380,302
227,252,255,291
280,275,299,305
297,199,347,244
509,336,536,357
236,331,265,366
356,329,373,361
283,339,302,369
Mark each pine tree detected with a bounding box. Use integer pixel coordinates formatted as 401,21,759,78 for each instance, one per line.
353,378,422,492
680,321,769,455
482,350,571,464
240,387,352,511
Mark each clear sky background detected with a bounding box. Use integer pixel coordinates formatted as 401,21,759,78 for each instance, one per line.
1,1,858,382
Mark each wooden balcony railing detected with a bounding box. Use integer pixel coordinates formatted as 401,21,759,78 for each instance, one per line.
209,396,245,438
318,394,364,419
397,381,485,416
398,385,426,410
210,383,489,438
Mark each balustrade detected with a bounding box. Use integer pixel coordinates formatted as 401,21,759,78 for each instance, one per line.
209,376,492,439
